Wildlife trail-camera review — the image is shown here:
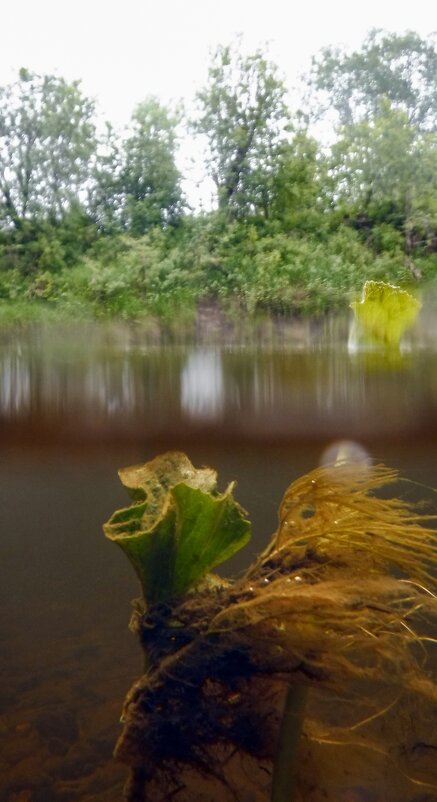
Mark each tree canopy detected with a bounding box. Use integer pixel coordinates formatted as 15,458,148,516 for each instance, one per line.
193,42,291,219
121,97,185,234
90,98,185,236
309,29,437,130
330,100,437,243
2,31,437,319
0,69,96,229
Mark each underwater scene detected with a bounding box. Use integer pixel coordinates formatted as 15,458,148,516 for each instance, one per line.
1,308,437,801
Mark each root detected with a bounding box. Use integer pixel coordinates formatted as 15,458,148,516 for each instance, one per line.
113,461,437,800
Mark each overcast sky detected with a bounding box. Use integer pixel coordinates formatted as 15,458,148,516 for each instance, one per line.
3,0,436,125
2,0,436,205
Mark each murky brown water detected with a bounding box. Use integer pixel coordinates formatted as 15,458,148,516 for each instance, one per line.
1,318,437,801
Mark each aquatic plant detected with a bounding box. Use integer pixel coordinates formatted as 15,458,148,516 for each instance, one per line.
104,452,437,802
104,451,251,606
351,280,421,347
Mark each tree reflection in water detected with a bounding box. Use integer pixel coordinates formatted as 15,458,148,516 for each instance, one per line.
181,349,224,420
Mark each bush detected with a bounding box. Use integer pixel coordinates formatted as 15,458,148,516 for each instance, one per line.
0,268,26,301
84,233,202,318
215,225,412,315
0,211,432,323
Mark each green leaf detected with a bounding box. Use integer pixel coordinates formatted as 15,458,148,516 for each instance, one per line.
103,451,251,604
351,280,421,347
170,481,251,597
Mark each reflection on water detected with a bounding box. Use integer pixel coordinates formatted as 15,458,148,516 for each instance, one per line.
181,349,225,419
0,347,31,413
1,320,437,442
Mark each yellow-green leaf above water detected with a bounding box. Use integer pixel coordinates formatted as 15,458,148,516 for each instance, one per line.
351,280,421,347
103,451,251,604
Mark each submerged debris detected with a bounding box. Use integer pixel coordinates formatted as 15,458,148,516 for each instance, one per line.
104,453,437,802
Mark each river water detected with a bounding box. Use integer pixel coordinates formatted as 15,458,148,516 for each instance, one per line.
1,316,437,801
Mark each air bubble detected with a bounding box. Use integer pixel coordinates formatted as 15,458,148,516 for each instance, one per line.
320,440,370,472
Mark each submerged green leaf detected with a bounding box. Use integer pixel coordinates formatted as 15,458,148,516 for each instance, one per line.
351,280,421,347
103,451,251,604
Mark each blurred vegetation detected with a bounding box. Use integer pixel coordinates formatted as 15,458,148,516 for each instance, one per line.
1,31,437,323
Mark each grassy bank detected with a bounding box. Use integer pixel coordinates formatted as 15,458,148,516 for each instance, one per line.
1,221,435,326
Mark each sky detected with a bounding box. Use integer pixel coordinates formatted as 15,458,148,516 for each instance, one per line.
2,0,436,203
3,0,437,124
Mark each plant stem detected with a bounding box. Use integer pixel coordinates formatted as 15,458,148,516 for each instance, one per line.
124,767,147,802
271,684,308,802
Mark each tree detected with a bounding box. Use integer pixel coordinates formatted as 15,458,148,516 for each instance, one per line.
0,68,96,230
329,100,437,251
309,29,437,131
268,131,328,234
194,42,291,218
89,122,125,234
120,97,185,235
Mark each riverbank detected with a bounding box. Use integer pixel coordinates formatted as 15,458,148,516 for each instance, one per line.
1,225,434,329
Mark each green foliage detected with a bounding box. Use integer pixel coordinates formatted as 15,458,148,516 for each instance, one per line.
310,29,437,129
104,451,251,604
329,100,437,249
351,280,421,346
369,223,405,254
89,122,125,234
267,132,329,234
0,210,97,275
1,33,437,322
307,30,437,258
82,231,201,318
90,98,185,237
3,215,434,322
212,224,411,315
0,69,96,228
0,268,25,301
194,41,290,218
121,97,185,235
